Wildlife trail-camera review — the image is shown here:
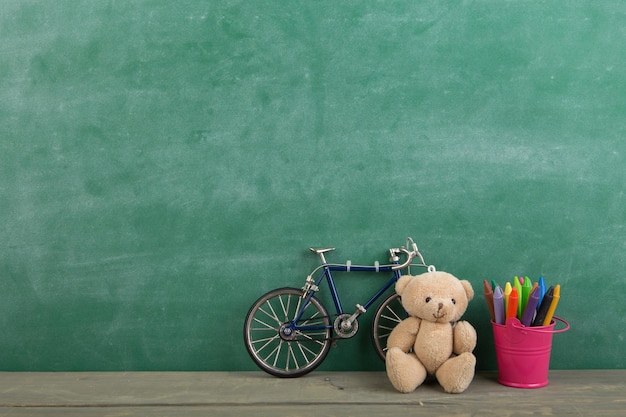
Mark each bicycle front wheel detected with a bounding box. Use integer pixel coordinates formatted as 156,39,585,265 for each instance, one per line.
371,292,408,361
243,287,332,377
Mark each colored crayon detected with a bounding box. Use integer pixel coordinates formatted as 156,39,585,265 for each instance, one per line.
506,288,519,322
521,277,532,316
537,276,547,309
483,280,495,321
521,286,540,326
504,282,512,313
542,284,561,326
493,285,505,325
513,277,523,319
533,286,554,326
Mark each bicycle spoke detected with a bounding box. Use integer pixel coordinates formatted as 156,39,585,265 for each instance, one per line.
375,329,392,340
294,296,303,320
251,334,281,349
287,344,299,370
268,342,283,368
295,339,322,359
294,331,327,346
251,316,280,331
278,294,290,322
300,310,321,325
296,341,311,363
264,300,281,325
382,307,403,322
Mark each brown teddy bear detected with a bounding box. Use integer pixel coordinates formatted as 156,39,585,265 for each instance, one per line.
386,271,477,393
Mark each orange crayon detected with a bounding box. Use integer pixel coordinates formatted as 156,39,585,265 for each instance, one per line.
506,288,519,322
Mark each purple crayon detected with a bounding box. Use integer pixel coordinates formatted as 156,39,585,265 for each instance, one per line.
493,285,505,325
521,286,540,326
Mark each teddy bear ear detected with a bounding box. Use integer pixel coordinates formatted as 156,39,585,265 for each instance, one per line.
461,280,474,301
395,275,413,295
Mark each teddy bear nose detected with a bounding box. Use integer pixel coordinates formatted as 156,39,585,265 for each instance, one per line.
438,302,443,310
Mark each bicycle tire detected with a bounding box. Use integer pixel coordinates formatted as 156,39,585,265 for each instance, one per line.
371,292,408,361
243,287,332,377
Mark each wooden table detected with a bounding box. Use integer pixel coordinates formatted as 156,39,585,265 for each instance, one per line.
0,370,623,416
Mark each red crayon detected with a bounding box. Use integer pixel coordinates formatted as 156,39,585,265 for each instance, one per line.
506,288,519,321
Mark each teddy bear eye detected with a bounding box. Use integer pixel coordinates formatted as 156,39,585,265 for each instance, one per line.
425,297,431,303
451,299,456,305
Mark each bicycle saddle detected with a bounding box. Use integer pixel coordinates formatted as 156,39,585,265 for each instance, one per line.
309,247,335,254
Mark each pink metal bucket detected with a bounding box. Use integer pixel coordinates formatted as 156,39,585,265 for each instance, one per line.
491,316,569,388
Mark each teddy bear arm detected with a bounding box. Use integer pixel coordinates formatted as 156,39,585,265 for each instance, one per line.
386,317,421,353
452,320,477,354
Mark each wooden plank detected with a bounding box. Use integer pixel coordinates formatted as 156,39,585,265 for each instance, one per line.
0,371,624,416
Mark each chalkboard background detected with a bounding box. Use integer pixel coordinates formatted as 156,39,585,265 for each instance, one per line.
1,1,624,372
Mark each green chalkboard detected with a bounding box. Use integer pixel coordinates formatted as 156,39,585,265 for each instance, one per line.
1,0,624,372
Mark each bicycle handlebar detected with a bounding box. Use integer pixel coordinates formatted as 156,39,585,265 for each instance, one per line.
391,238,436,272
390,247,414,270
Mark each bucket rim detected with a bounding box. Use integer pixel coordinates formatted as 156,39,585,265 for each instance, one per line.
492,316,569,333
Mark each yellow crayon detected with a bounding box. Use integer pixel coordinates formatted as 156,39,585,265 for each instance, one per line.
542,284,561,326
504,282,512,314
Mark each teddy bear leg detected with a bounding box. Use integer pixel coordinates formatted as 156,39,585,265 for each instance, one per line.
435,352,476,394
385,347,427,393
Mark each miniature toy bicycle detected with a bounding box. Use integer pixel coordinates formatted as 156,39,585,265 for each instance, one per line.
243,237,436,377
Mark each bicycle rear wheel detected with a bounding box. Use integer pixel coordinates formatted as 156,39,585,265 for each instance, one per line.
243,287,332,377
371,292,408,361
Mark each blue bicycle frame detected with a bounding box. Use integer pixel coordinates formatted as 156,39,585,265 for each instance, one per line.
289,257,403,334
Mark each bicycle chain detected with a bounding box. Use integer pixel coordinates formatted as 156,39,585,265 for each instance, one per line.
281,313,359,342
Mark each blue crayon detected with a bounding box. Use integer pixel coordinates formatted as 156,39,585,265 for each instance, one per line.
537,276,547,309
